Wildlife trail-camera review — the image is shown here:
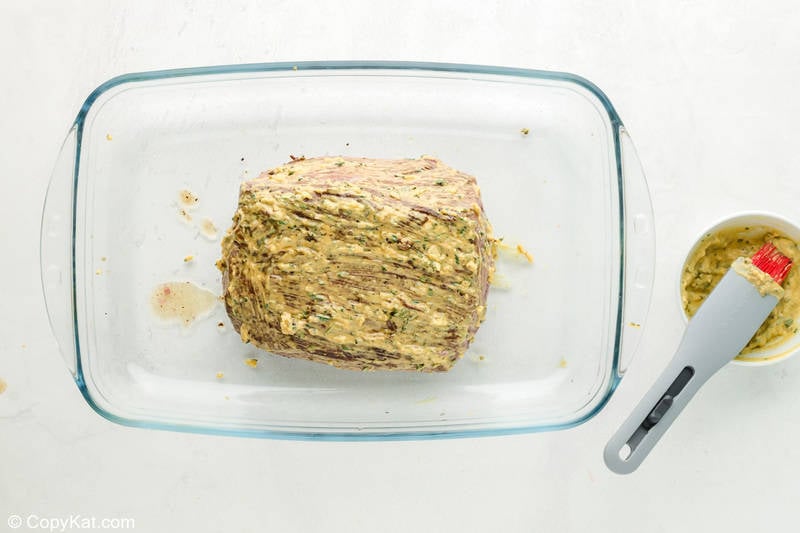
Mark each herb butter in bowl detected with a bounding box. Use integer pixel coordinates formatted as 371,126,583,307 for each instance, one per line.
680,212,800,366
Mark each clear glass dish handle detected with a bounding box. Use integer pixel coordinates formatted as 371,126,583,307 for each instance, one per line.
618,126,655,376
40,126,78,376
36,125,653,381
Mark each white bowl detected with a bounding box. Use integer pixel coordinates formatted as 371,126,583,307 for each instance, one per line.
679,212,800,366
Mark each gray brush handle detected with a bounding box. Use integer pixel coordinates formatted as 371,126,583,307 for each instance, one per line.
605,268,779,474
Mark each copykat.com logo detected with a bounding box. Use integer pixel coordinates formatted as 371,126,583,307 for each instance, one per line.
7,514,135,531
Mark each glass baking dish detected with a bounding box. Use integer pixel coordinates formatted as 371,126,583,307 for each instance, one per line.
40,61,654,439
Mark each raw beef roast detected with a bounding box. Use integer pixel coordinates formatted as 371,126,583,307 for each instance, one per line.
217,156,495,371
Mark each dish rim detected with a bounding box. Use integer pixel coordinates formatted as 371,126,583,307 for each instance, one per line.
63,61,629,440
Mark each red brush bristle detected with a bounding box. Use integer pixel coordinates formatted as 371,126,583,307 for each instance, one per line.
751,242,793,285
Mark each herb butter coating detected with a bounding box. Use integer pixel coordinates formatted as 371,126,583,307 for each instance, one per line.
681,226,800,354
217,156,496,371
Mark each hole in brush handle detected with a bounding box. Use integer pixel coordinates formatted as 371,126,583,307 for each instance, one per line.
623,366,695,456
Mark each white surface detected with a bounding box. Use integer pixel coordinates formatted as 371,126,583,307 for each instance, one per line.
2,1,800,532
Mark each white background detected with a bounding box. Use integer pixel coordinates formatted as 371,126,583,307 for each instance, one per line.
3,1,800,532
